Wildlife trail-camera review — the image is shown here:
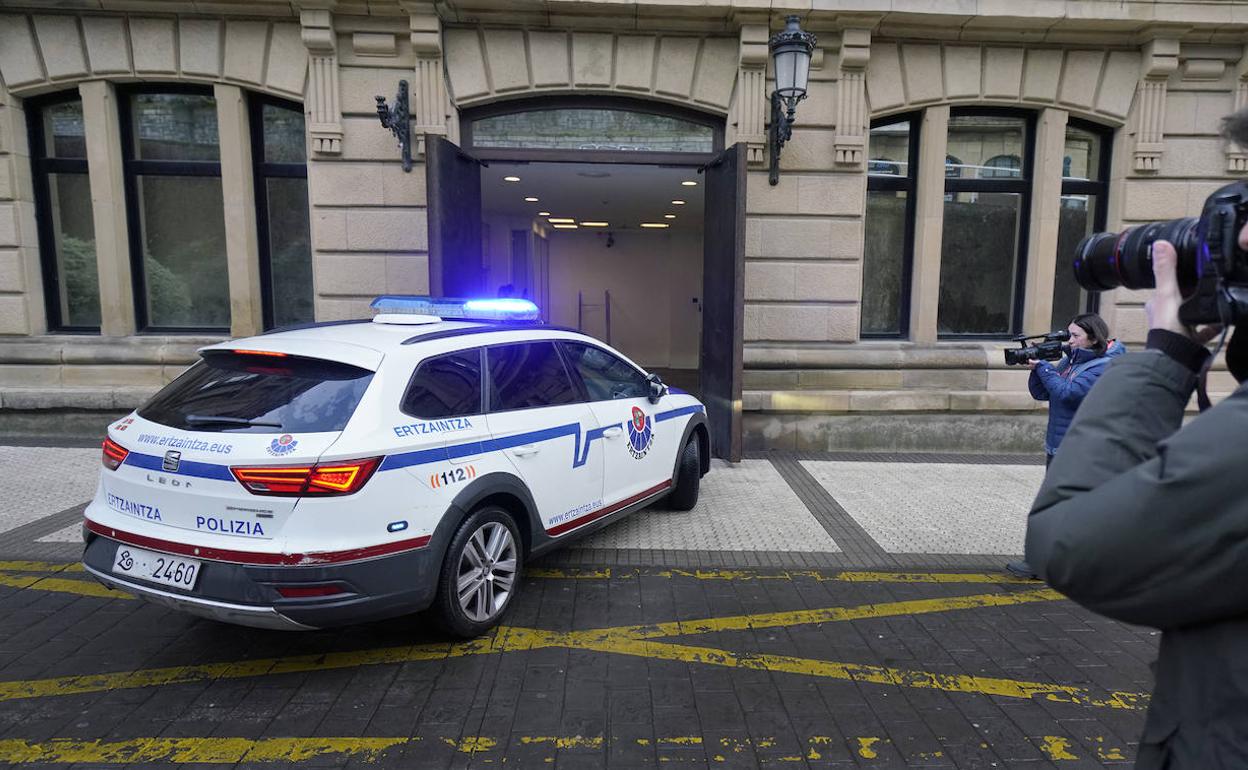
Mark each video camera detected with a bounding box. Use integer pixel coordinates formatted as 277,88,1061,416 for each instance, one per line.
1073,180,1248,325
1004,330,1071,366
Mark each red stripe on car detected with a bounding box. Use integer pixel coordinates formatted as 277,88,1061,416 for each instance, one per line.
547,481,671,536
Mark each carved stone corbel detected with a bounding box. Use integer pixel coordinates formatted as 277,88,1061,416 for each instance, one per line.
834,28,870,170
1134,38,1179,173
1229,44,1248,174
735,24,769,168
299,3,343,156
402,1,446,158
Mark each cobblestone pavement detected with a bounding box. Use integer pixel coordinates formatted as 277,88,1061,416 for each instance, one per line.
0,443,1154,768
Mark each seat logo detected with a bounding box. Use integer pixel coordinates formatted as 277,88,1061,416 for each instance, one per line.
627,407,653,460
162,450,181,472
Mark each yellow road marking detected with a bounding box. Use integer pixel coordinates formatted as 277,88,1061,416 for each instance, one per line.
0,737,407,763
554,634,1148,710
1040,736,1079,760
599,588,1065,640
0,734,1124,764
0,561,83,573
0,586,1139,714
0,572,129,600
525,567,1033,584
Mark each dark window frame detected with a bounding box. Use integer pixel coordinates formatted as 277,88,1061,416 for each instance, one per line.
1060,118,1113,316
118,83,225,334
249,93,309,331
26,90,96,333
940,107,1037,340
400,347,486,421
484,339,587,414
862,111,921,339
460,95,723,165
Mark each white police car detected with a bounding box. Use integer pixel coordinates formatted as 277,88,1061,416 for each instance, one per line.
82,297,709,636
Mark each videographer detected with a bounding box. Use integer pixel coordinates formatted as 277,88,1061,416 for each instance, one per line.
1006,313,1124,579
1024,114,1248,768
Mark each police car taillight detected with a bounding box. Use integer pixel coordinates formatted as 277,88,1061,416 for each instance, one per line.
230,456,382,497
102,438,128,471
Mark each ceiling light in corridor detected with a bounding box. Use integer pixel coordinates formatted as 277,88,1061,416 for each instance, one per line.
671,200,686,205
580,221,609,227
640,223,670,229
547,218,575,224
524,196,539,202
664,214,676,219
681,180,698,186
538,211,551,216
503,176,521,182
552,223,579,229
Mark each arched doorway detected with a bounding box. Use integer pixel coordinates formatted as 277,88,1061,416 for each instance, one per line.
425,96,744,460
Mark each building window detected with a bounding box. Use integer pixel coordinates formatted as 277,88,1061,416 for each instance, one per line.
983,154,1021,178
938,112,1034,337
1054,121,1111,329
28,93,99,331
121,87,229,331
251,96,312,330
862,116,919,337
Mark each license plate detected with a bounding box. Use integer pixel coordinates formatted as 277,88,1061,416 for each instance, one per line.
112,545,201,591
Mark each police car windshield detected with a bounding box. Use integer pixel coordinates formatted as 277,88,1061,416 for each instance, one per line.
139,351,374,434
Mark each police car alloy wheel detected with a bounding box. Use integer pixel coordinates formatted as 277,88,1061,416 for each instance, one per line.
78,296,710,635
436,507,523,636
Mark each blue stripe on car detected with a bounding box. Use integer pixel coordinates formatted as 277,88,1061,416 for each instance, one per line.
123,452,236,481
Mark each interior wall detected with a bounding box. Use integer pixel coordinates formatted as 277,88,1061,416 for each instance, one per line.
546,229,702,370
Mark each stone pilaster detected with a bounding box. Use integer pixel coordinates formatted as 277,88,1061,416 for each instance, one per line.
298,3,342,156
736,24,769,168
1133,38,1179,173
403,1,446,157
834,28,870,170
1229,44,1248,174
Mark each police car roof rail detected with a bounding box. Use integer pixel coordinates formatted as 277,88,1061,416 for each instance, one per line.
258,318,373,336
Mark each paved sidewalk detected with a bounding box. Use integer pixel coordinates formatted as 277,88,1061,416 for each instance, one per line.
0,442,1154,768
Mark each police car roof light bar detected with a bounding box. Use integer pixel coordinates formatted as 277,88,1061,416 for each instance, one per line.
370,296,542,322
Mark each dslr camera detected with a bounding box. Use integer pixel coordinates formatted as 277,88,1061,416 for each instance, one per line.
1004,330,1071,366
1073,180,1248,325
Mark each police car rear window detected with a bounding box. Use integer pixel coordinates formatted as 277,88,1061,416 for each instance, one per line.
138,351,375,433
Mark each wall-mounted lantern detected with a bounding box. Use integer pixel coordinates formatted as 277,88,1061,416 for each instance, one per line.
768,16,817,185
375,79,412,172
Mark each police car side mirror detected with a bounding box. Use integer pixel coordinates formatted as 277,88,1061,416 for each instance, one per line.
647,373,667,404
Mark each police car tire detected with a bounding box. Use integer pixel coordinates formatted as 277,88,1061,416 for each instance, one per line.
433,506,524,638
666,437,701,511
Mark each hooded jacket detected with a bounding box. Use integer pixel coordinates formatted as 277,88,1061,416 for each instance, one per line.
1028,340,1127,455
1025,331,1248,769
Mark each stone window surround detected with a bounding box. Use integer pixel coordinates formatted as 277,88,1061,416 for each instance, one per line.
21,80,297,341
888,103,1113,344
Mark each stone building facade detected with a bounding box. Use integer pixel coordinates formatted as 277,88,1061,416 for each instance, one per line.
1,0,1246,452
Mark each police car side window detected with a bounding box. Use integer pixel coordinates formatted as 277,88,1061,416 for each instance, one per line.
559,341,648,401
402,349,483,420
488,342,580,412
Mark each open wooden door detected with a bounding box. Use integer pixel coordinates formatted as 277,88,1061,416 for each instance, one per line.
700,143,746,461
426,135,485,297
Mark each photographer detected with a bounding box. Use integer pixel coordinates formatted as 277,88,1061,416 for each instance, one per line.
1024,115,1248,767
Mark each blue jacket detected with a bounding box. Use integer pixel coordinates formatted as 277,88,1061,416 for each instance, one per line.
1029,340,1127,455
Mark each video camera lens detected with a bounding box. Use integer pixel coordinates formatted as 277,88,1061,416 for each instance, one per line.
1072,218,1201,296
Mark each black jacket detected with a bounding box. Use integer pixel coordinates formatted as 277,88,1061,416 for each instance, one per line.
1025,336,1248,769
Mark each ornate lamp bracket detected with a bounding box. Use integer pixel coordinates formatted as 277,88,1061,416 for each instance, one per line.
375,79,412,172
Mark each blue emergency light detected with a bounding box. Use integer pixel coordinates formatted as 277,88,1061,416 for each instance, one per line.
370,296,541,322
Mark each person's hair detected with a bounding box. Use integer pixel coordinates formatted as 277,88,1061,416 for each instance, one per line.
1069,312,1110,356
1222,108,1248,150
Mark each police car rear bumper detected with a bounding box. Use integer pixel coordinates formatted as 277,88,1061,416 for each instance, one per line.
82,531,441,630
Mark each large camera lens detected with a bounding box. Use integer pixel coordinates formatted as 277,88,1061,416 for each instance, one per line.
1073,218,1200,296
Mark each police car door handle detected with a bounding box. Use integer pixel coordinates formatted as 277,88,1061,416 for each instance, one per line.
511,444,541,457
602,427,623,439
